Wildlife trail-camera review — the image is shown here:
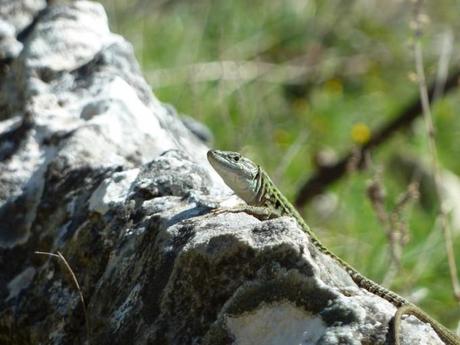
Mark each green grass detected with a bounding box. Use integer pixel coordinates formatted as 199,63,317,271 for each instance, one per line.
101,0,460,328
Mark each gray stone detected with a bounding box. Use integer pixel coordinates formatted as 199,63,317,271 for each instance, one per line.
0,0,46,35
0,19,23,60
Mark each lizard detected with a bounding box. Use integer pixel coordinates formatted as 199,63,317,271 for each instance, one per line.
207,149,460,345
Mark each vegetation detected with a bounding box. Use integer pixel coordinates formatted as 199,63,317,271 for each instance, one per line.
101,0,460,328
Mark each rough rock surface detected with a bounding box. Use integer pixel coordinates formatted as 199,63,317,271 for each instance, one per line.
0,1,445,345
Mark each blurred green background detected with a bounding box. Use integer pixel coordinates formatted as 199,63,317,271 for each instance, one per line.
100,0,460,328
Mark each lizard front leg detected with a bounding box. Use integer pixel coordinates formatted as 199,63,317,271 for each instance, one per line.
210,205,282,221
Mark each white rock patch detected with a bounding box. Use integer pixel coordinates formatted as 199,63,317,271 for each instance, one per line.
89,168,139,215
226,301,325,345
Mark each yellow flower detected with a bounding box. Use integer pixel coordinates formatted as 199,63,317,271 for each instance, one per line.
351,122,371,144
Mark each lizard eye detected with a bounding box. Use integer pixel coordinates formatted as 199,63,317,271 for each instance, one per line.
233,155,240,162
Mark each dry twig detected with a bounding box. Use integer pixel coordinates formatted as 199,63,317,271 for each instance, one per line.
294,66,460,207
411,0,460,302
367,171,419,286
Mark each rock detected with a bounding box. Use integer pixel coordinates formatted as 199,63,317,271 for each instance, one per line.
0,0,46,36
0,1,446,344
0,0,46,63
0,19,23,61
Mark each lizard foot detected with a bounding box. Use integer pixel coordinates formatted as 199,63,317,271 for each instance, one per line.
209,206,280,220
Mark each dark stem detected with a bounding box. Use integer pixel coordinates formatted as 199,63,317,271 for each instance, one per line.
295,68,460,207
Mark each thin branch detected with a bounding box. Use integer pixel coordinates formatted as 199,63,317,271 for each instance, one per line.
294,68,460,208
411,0,460,302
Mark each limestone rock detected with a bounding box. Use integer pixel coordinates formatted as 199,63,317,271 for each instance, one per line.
0,1,445,345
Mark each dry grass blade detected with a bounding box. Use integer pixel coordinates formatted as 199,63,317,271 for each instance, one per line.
367,172,419,287
35,251,90,344
411,0,460,304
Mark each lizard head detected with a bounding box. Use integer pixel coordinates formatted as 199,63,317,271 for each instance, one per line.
207,149,260,204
